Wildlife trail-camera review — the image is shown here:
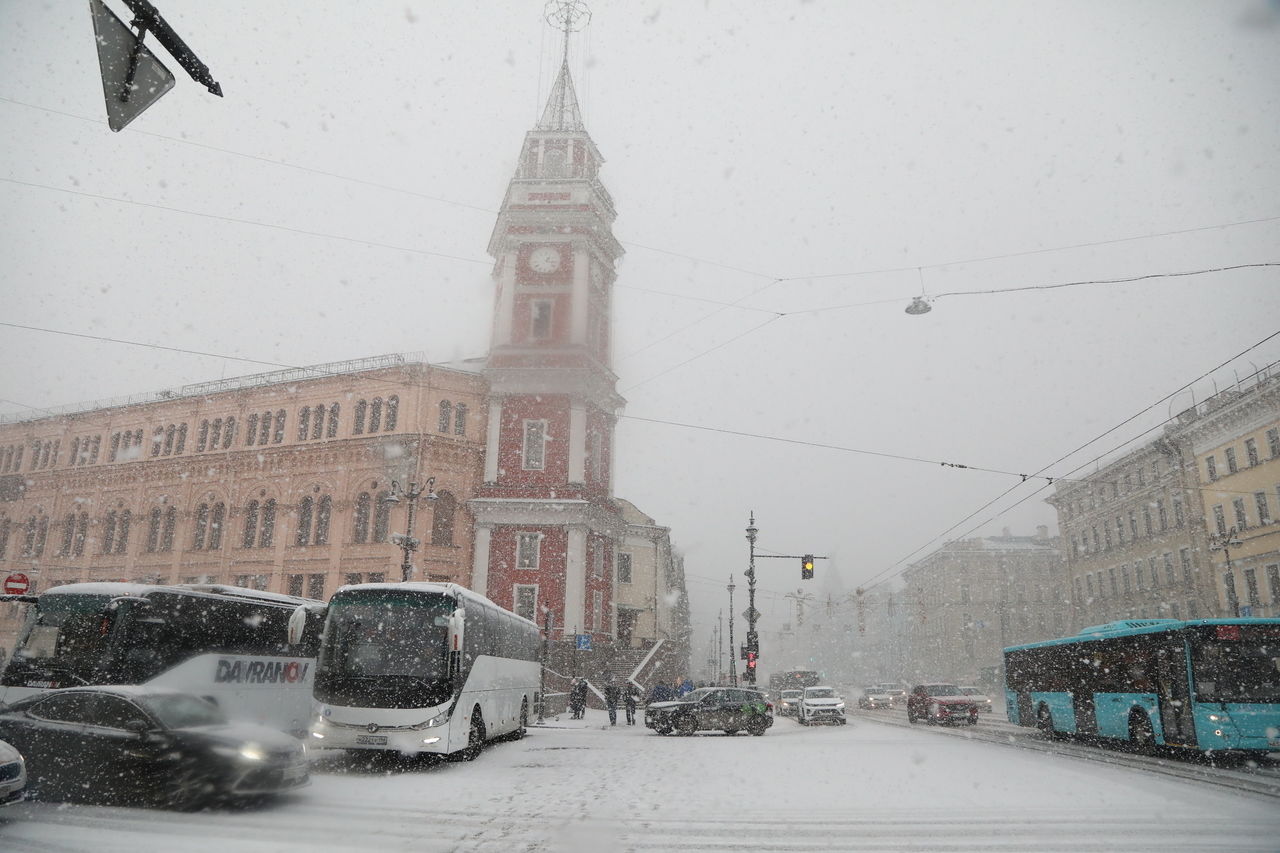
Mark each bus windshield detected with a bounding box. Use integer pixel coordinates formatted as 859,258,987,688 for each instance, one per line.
8,593,116,683
315,589,455,709
1190,626,1280,704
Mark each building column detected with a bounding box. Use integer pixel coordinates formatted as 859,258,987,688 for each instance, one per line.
563,526,586,637
568,403,586,484
471,524,492,597
494,253,516,346
570,247,589,345
484,399,502,483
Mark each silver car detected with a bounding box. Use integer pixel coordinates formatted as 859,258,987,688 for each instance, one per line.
0,739,26,806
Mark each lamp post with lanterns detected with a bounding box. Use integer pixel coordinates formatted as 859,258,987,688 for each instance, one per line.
383,477,437,582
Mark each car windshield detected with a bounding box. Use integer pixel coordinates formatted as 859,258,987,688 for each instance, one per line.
137,692,228,728
925,685,962,696
806,688,836,699
960,687,982,696
781,691,802,700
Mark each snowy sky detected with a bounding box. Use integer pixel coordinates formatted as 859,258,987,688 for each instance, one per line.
2,1,1279,651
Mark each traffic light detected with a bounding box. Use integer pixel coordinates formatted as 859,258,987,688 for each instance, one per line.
745,651,757,673
801,554,814,579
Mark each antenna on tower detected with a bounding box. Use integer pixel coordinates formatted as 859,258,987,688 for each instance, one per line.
544,0,592,61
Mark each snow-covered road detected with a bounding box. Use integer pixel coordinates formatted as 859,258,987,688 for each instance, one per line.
2,711,1276,852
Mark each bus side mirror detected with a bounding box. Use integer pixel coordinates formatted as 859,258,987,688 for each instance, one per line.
287,605,308,646
448,608,466,651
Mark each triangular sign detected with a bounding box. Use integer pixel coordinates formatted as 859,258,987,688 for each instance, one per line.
89,0,176,131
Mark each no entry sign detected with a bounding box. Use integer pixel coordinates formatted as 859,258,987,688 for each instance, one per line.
3,573,30,595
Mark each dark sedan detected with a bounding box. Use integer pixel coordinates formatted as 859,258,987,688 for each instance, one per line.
0,686,308,809
645,687,774,736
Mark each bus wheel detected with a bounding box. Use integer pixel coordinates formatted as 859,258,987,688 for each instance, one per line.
1035,705,1055,740
463,709,486,761
1128,711,1155,753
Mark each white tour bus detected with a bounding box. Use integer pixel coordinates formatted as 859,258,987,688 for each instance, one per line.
1,582,324,735
299,582,541,760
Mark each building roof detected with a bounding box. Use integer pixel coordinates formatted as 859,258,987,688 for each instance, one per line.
537,59,585,132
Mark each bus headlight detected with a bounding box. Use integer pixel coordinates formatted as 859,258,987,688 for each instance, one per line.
412,711,450,730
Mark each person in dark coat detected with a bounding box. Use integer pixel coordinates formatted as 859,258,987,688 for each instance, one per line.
570,678,588,720
647,682,673,704
603,678,621,726
624,682,640,725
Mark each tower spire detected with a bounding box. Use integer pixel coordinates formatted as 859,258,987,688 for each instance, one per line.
539,1,591,132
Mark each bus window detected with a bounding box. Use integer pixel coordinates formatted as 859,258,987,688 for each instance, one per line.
1191,629,1280,704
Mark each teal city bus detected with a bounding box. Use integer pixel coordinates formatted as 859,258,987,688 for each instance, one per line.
1004,619,1280,755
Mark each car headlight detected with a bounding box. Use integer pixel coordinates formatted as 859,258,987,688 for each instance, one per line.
213,743,266,762
836,702,845,710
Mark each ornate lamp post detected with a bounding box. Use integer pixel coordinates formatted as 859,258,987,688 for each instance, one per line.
383,477,436,582
1210,527,1244,616
727,575,737,687
744,512,760,684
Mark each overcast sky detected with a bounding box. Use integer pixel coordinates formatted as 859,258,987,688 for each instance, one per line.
2,1,1279,654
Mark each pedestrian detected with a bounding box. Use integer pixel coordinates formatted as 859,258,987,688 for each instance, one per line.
648,681,672,703
604,677,621,726
570,678,588,720
625,682,639,725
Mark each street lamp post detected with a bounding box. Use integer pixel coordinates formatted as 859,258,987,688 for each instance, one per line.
1211,527,1244,616
744,512,759,685
727,575,737,687
384,477,436,582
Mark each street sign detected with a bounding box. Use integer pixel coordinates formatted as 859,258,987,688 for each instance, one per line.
743,607,760,623
575,633,592,650
3,573,31,595
90,0,176,131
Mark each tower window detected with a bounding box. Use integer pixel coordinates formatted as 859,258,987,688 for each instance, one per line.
523,420,547,470
531,300,553,340
517,533,541,569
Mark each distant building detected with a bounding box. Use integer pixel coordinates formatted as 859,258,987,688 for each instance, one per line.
901,527,1065,685
1166,370,1280,617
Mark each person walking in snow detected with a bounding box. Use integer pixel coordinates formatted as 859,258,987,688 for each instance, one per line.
624,682,640,725
570,678,588,720
603,677,621,726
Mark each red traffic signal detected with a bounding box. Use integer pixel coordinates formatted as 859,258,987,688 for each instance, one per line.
745,651,757,670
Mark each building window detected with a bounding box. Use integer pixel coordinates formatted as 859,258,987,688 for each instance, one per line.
1173,494,1184,527
531,300,553,340
315,496,331,545
1244,568,1261,608
430,492,456,546
345,573,363,587
328,403,340,438
369,398,383,433
1267,564,1280,604
102,510,117,554
193,503,210,550
209,503,225,550
60,513,77,556
1073,577,1083,602
161,506,176,552
1156,499,1168,531
197,421,209,453
523,420,547,470
354,400,367,435
353,493,371,543
307,573,326,599
1148,557,1160,588
385,396,398,431
592,590,603,633
1142,507,1153,536
1128,511,1138,540
242,500,259,548
618,552,633,584
297,407,311,441
517,533,541,569
1245,438,1259,468
438,400,452,433
296,496,313,546
1213,504,1227,536
373,492,390,542
1121,565,1131,595
593,548,604,579
114,510,130,555
1134,560,1146,590
273,411,286,444
258,412,271,446
247,413,259,445
1225,447,1238,475
514,584,538,622
1085,574,1095,599
1180,548,1193,585
209,418,222,451
1163,553,1176,587
1115,517,1125,545
1109,567,1118,598
1268,428,1280,460
74,513,87,556
146,508,162,553
1233,497,1248,531
1256,492,1271,525
1103,526,1112,550
1205,455,1217,481
454,402,467,436
287,574,304,597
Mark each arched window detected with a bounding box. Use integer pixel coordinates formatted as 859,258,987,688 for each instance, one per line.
312,405,325,440
0,516,9,559
353,400,367,435
315,496,331,545
258,412,271,445
223,417,235,448
369,398,383,433
430,491,457,546
353,492,371,543
161,506,176,552
71,438,81,466
246,413,259,445
298,407,311,441
259,499,276,548
194,503,210,550
62,513,77,555
438,401,452,433
385,396,398,431
327,403,340,438
373,491,391,542
273,410,286,443
163,425,175,456
454,403,468,436
152,427,163,457
114,510,130,554
34,516,48,557
209,503,225,550
242,500,259,548
198,421,210,452
209,419,223,450
147,508,162,552
175,425,186,454
102,510,117,554
296,496,314,546
90,435,101,463
74,513,87,556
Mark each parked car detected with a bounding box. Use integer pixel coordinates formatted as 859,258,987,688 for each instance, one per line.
798,686,846,725
906,683,980,726
857,687,894,710
777,689,803,717
644,687,774,736
874,683,908,706
0,739,26,806
959,686,994,713
0,686,309,808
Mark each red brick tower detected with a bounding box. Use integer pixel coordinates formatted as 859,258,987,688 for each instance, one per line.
469,42,625,646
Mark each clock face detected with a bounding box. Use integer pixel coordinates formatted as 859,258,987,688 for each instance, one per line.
528,246,561,274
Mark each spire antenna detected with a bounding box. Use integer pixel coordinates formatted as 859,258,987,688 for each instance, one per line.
544,1,591,65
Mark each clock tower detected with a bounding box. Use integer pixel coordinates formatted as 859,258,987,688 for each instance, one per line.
470,15,626,644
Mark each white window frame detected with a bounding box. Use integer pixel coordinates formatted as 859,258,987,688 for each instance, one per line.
618,552,633,585
517,532,542,569
522,420,547,470
592,590,603,632
593,547,604,579
530,299,553,340
513,583,538,622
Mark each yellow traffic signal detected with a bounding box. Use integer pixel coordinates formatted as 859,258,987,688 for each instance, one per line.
801,554,814,579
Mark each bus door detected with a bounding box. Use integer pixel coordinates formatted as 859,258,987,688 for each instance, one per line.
1155,640,1192,745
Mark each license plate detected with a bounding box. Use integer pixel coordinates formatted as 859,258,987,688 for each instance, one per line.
355,734,388,745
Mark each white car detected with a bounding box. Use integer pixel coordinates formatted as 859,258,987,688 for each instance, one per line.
0,739,26,806
777,689,804,717
798,686,847,725
960,686,994,713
